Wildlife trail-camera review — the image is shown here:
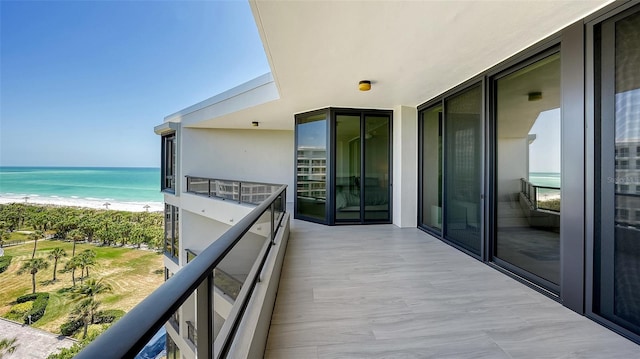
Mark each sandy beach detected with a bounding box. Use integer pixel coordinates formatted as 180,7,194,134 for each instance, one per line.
0,194,163,212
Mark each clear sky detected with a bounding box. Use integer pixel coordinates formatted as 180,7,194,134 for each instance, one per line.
0,0,270,167
529,109,561,173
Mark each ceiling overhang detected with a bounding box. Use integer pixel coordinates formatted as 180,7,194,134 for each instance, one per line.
171,0,612,130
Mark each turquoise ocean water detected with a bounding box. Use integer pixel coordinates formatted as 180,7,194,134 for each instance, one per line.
0,167,162,205
529,172,561,188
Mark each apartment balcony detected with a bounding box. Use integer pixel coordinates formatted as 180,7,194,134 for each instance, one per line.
78,191,640,358
265,219,640,358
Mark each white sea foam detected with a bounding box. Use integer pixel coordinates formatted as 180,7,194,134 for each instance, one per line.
0,194,163,212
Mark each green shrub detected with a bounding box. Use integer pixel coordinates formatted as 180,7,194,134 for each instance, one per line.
22,293,49,324
16,293,39,303
4,301,33,321
0,256,12,274
93,309,125,324
60,319,83,336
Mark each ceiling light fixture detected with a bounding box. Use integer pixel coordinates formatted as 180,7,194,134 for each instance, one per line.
359,80,371,91
528,91,542,101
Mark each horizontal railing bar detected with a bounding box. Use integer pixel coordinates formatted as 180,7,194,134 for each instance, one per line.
185,175,283,188
76,184,287,359
520,177,560,191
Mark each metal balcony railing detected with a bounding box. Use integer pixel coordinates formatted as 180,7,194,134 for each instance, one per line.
76,183,287,359
520,178,561,212
186,176,282,205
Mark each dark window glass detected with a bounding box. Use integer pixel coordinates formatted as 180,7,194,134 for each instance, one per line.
595,8,640,335
335,115,361,221
444,84,482,255
494,52,561,287
363,115,390,222
420,105,443,232
295,112,328,222
162,134,176,191
164,204,178,262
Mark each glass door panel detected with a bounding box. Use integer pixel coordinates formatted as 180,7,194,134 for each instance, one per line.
444,85,482,255
595,8,640,334
335,114,361,221
420,105,443,232
494,52,561,288
295,112,328,223
364,115,390,222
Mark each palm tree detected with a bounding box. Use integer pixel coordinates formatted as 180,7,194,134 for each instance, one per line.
64,256,81,287
72,278,113,301
71,278,113,337
0,231,10,248
77,250,96,282
28,230,44,258
67,229,84,256
70,298,99,339
0,337,18,359
47,247,67,281
17,258,49,294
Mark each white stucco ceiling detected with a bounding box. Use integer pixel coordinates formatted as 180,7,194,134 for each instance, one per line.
182,0,612,130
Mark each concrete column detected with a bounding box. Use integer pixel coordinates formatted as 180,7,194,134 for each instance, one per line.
392,105,418,228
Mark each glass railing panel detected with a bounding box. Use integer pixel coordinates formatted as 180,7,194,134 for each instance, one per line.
134,321,169,358
536,187,561,212
213,180,239,201
187,177,210,196
212,209,272,354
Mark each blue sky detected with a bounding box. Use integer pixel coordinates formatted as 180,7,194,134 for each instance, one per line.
0,0,269,167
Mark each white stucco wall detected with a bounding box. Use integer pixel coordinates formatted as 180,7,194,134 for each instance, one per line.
393,105,418,227
180,128,294,201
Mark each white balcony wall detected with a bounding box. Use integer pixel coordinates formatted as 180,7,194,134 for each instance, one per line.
393,105,418,227
498,137,529,201
180,209,233,258
181,128,294,201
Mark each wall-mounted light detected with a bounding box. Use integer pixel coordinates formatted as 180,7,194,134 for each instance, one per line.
359,80,371,91
528,91,542,101
251,121,259,127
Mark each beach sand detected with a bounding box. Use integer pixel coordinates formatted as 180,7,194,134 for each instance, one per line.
0,194,163,212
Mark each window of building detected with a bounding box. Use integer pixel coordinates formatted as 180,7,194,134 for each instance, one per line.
164,204,179,262
616,147,629,157
162,133,176,192
166,334,180,359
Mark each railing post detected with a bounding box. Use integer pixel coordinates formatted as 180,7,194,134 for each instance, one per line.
238,182,242,204
208,179,212,197
196,273,213,358
533,186,538,210
271,202,275,245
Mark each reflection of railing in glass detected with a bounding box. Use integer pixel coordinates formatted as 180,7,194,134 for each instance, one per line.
520,178,561,212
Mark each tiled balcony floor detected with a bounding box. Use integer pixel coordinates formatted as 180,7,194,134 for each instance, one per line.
265,220,640,358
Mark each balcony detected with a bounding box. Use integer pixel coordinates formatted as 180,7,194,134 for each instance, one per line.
265,220,640,358
77,186,640,358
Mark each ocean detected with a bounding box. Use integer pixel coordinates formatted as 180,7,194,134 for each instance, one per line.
529,172,561,188
0,167,163,211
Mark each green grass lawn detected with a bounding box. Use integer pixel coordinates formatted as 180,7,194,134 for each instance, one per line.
0,239,164,334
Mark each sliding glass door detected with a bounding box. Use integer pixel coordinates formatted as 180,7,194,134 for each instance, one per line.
594,7,640,335
444,84,483,256
419,105,443,233
493,51,562,291
295,108,392,225
335,112,391,223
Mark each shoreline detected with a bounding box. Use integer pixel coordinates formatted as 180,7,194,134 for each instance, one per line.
0,194,163,212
